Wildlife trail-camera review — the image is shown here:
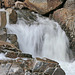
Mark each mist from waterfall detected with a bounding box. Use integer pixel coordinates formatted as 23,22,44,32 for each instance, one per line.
6,11,75,75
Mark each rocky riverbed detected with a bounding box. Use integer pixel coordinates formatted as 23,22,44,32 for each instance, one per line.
0,0,75,75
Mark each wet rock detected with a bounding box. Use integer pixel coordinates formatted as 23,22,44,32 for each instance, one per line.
0,59,31,75
18,53,32,58
5,51,18,58
44,67,55,75
53,68,65,75
5,52,32,58
6,8,17,24
4,0,15,8
0,28,7,41
44,67,65,75
16,9,37,25
0,57,65,75
0,40,21,53
0,11,7,29
23,0,65,14
32,58,59,73
8,64,25,75
53,8,75,56
7,34,19,48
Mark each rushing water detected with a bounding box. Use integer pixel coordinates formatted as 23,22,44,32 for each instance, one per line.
5,10,75,75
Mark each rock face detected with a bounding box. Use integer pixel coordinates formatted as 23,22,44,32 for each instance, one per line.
0,57,65,75
0,11,7,29
53,0,75,57
24,0,65,14
6,8,17,24
0,40,65,75
4,0,15,8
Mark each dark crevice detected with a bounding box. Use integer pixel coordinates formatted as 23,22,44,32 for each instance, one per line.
43,0,67,17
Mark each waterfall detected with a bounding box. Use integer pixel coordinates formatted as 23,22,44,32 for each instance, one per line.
6,12,69,61
6,10,75,75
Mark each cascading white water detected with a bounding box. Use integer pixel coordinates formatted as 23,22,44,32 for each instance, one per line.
6,13,69,61
5,11,75,75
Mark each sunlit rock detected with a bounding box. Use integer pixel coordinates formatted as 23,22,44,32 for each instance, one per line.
23,0,65,14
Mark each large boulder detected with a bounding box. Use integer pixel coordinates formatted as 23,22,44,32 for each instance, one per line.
6,8,17,24
23,0,65,14
53,8,75,57
0,11,7,29
64,0,75,9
